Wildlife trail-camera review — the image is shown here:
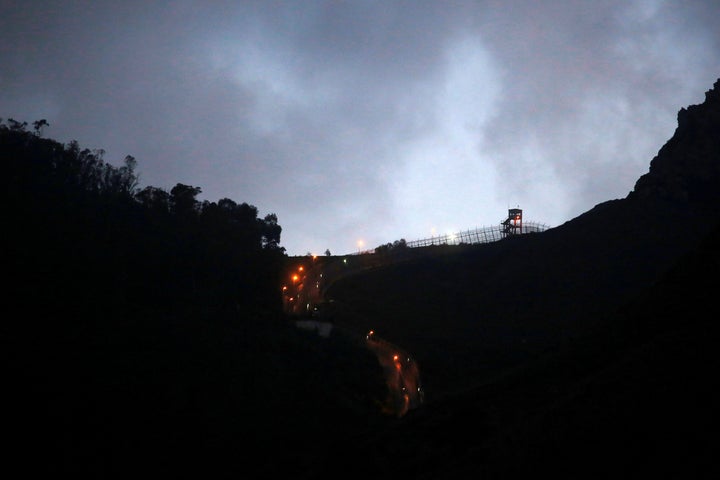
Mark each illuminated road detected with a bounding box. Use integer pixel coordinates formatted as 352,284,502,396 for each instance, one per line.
281,261,423,417
364,330,424,417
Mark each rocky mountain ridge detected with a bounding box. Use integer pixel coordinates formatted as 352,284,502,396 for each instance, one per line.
631,78,720,208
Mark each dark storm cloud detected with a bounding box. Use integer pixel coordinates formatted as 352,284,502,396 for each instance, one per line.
2,1,718,254
473,0,720,217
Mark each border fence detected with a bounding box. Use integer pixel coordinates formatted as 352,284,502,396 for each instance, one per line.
404,221,550,249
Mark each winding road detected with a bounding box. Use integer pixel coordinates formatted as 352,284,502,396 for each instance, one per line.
285,258,423,417
364,330,424,417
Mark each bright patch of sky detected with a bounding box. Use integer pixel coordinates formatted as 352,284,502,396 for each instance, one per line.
2,0,718,255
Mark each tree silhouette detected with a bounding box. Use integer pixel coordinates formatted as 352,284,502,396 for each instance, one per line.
170,183,202,218
261,213,282,250
32,119,49,136
135,185,170,213
3,118,287,316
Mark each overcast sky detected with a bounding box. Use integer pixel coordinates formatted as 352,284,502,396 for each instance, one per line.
2,1,718,255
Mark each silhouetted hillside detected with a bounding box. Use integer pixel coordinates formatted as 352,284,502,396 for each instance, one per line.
2,119,389,478
324,78,720,477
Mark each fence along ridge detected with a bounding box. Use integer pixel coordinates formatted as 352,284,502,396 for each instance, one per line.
404,221,550,249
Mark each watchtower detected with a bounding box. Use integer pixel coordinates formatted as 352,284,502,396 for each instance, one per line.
501,208,523,236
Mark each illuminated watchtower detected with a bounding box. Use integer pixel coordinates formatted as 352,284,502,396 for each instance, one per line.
501,208,523,237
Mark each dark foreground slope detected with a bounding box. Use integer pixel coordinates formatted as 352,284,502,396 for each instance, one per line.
325,79,720,477
324,222,720,478
1,121,390,479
